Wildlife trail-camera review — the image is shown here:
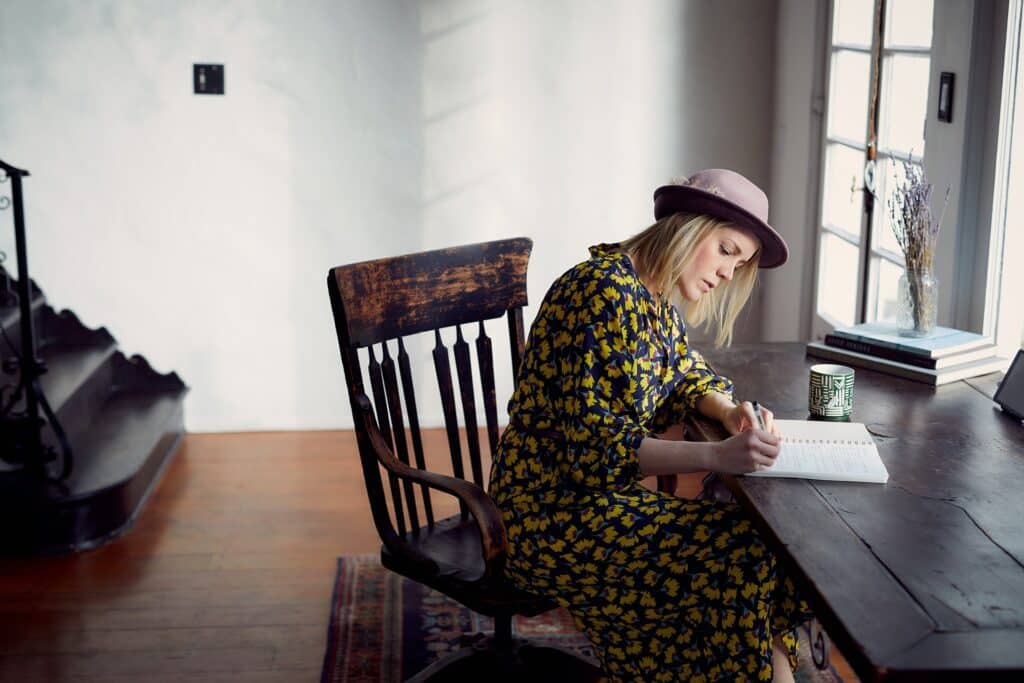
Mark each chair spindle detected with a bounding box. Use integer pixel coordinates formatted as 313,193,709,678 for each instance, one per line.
368,345,407,537
476,321,500,456
433,329,468,517
381,341,421,533
396,338,435,527
507,307,526,378
454,326,484,488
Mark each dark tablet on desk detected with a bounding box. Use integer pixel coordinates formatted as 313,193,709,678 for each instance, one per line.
993,348,1024,421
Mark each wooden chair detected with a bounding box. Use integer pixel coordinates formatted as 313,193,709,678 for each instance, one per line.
326,238,604,682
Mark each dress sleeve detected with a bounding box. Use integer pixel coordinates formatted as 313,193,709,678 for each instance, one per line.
650,332,734,433
555,270,647,490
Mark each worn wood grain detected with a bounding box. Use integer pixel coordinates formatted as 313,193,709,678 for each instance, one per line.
885,628,1024,679
330,238,531,348
693,342,1024,681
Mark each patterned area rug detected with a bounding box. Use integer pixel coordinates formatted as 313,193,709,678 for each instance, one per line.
321,554,849,682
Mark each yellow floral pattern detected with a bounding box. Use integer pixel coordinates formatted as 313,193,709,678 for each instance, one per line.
488,245,809,681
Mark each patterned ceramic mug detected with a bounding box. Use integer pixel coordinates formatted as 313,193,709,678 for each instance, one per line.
808,364,855,420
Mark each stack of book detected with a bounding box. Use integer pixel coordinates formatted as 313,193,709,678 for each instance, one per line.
806,321,1006,386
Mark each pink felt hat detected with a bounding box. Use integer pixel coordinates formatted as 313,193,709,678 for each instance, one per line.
653,168,788,268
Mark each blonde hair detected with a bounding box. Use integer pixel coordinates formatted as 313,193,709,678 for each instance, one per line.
620,212,760,346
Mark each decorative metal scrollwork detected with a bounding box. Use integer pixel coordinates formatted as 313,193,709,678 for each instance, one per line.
810,618,831,670
0,158,74,482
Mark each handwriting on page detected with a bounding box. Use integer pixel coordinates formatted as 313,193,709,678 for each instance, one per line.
774,442,881,476
751,419,889,482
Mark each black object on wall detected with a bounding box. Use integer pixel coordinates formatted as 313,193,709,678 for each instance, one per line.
193,64,225,95
938,71,955,123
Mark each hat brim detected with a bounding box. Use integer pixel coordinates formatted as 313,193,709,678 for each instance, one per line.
653,185,788,268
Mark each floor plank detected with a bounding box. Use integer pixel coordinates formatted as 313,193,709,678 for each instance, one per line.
0,431,359,682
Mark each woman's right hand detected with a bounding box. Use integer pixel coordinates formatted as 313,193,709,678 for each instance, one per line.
710,429,781,474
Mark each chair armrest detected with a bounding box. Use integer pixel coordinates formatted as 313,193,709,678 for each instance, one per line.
683,411,729,442
684,412,742,500
354,393,508,574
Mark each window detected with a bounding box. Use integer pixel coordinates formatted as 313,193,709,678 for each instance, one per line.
814,0,936,330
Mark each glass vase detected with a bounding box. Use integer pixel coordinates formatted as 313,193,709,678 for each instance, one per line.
897,267,938,337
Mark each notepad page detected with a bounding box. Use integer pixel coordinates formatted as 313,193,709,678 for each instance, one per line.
752,442,887,481
747,419,888,483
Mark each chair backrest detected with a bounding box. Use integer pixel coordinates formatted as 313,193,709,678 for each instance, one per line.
327,238,532,551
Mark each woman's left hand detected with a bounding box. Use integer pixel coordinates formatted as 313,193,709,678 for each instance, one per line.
723,401,779,437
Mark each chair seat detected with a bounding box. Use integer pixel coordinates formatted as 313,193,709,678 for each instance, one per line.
381,514,557,618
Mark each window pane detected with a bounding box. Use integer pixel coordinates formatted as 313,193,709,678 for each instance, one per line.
873,157,913,257
822,143,865,236
828,50,871,142
818,232,860,326
833,0,874,47
886,0,933,49
873,257,904,321
879,54,930,156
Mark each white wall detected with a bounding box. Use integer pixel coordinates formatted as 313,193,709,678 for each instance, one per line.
0,0,423,432
927,0,981,329
763,0,825,342
0,0,777,432
416,0,778,410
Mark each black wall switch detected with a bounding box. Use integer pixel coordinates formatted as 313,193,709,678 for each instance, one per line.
937,71,954,122
194,64,225,95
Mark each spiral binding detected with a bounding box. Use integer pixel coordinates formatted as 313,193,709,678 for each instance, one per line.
783,437,874,446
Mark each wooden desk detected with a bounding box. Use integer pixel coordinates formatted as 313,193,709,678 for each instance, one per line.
691,342,1024,682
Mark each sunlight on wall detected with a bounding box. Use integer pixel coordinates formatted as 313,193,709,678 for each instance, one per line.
410,0,777,422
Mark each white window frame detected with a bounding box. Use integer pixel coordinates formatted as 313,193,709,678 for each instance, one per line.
988,0,1024,357
811,2,877,333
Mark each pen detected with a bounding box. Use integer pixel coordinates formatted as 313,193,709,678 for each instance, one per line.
752,401,766,431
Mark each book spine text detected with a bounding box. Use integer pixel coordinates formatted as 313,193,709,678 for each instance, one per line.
824,335,936,368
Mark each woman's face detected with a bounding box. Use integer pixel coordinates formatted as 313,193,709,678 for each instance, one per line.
676,226,760,303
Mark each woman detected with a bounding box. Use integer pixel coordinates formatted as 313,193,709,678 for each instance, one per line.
488,169,810,682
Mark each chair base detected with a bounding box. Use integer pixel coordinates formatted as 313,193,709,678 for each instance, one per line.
405,632,604,683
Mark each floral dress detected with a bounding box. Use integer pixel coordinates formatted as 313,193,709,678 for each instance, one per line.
487,245,810,682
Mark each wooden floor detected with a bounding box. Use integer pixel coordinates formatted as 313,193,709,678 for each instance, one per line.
0,430,854,682
0,431,370,682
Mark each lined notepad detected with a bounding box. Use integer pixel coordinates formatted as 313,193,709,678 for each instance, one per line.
746,419,889,484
